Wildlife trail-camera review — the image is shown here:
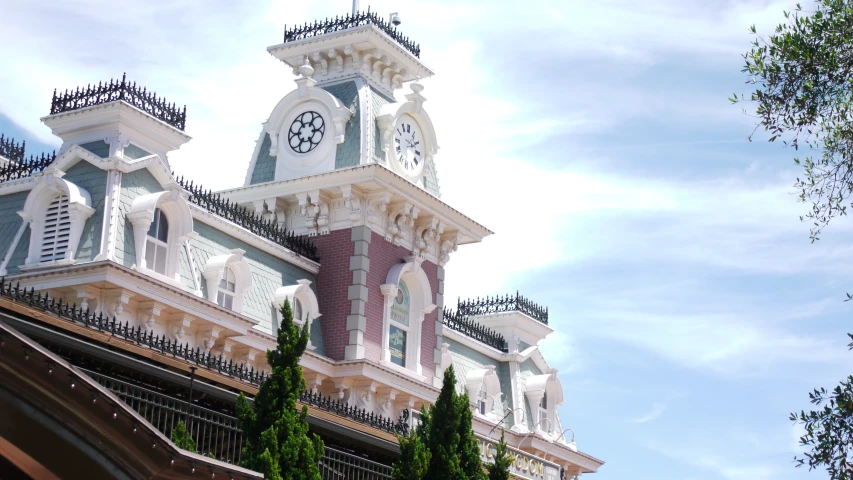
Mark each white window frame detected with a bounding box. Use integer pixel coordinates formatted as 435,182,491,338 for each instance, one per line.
127,187,194,288
274,279,320,349
380,257,436,376
18,168,95,269
465,365,501,420
524,373,565,437
216,267,237,309
144,208,169,275
203,248,254,314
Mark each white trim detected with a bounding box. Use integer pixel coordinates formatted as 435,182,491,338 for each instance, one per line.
263,76,353,182
17,168,96,267
95,169,122,261
203,249,254,314
465,365,501,419
127,187,194,287
216,163,492,246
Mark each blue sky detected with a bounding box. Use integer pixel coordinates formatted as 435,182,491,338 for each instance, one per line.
2,1,851,479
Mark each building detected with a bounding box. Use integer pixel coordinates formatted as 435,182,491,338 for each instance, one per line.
0,10,603,480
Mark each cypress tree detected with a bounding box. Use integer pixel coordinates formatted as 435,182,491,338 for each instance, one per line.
393,365,489,479
456,392,485,480
236,299,324,480
484,430,512,480
392,407,431,480
425,365,463,478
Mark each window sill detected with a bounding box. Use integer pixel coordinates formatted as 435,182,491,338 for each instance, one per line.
136,266,192,292
380,359,427,382
18,258,77,271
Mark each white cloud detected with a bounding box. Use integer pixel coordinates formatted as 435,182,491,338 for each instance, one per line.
631,402,668,424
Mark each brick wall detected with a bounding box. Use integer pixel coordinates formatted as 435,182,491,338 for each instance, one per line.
311,228,353,361
364,230,438,380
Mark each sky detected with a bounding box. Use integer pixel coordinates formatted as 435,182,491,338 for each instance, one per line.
1,1,851,479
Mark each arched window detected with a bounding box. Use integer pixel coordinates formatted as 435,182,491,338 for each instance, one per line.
216,267,236,309
127,188,194,287
145,208,169,275
524,372,564,436
203,249,253,314
380,258,436,376
539,393,550,433
388,280,412,367
293,297,304,323
478,387,489,416
465,366,501,419
40,194,71,262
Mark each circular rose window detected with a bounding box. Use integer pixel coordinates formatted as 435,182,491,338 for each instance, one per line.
288,111,325,154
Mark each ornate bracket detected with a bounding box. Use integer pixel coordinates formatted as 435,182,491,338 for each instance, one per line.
386,202,418,244
439,232,460,266
367,192,391,227
136,300,166,332
340,184,365,226
296,190,331,236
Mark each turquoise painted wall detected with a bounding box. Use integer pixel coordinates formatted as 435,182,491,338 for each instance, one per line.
64,160,107,262
323,81,360,169
249,134,276,185
447,340,514,425
0,192,29,273
124,144,151,160
80,140,110,158
115,169,164,267
189,222,320,346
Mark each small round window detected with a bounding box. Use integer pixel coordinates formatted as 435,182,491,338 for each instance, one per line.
288,111,325,154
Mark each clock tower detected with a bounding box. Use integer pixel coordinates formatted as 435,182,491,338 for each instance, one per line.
244,12,441,196
224,11,491,388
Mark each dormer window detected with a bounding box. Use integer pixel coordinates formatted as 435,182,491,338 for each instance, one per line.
127,188,194,288
18,170,95,270
216,267,236,309
145,208,169,275
203,249,253,314
41,195,71,262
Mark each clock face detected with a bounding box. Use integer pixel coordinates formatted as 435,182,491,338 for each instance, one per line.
288,111,325,154
393,116,423,175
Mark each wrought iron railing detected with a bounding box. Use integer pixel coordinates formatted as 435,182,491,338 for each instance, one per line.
284,10,421,58
0,134,25,163
175,175,319,262
83,369,244,464
320,446,392,479
0,282,268,385
442,308,509,353
0,151,55,183
457,292,549,325
84,370,395,478
50,73,187,131
300,390,409,436
0,281,409,436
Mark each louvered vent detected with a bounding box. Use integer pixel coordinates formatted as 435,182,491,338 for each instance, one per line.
41,195,71,262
